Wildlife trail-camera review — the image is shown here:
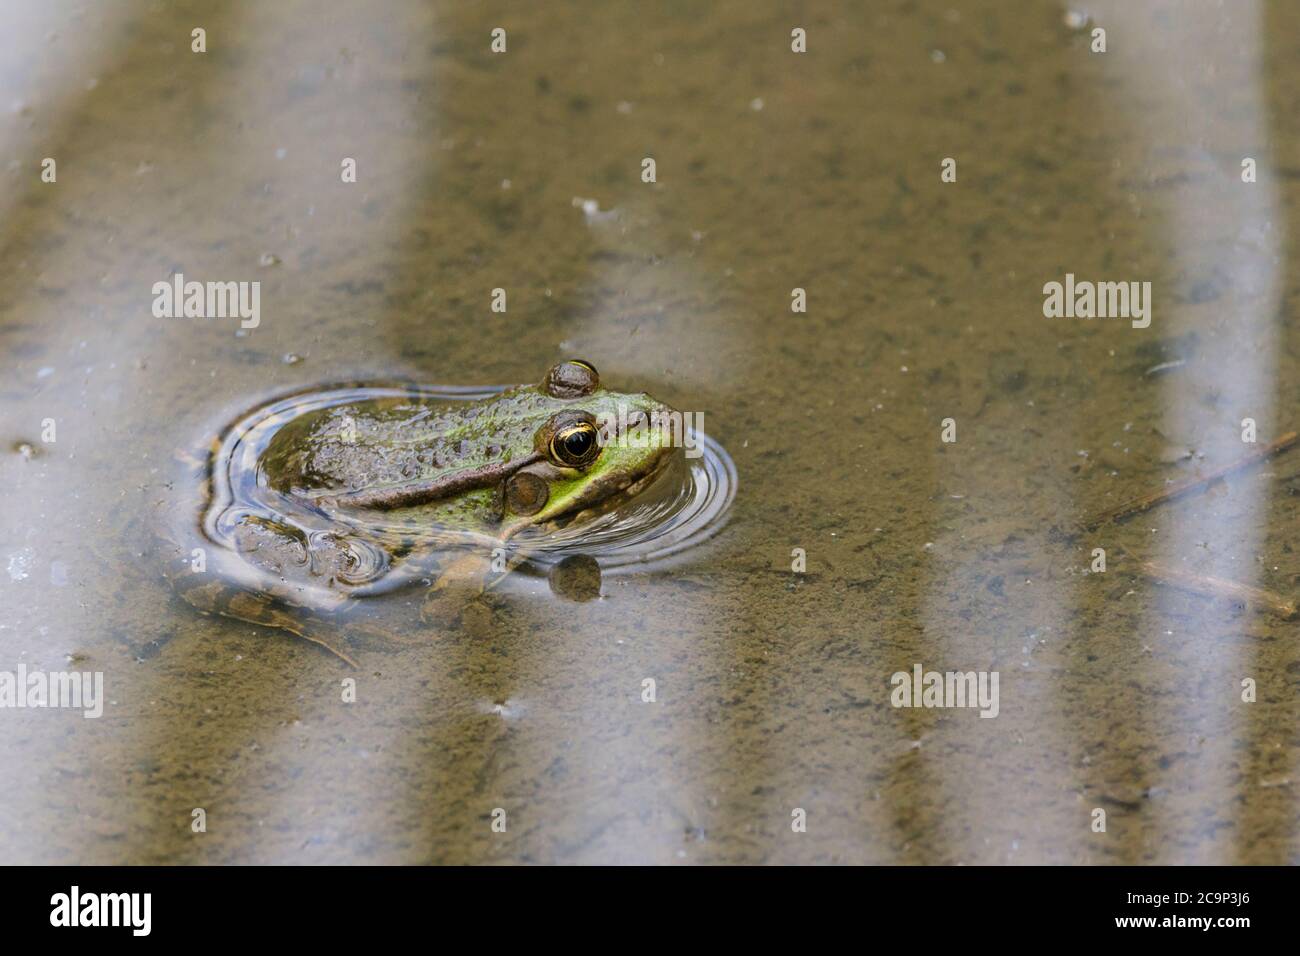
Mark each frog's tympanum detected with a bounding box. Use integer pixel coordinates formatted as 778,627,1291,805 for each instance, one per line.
166,361,683,663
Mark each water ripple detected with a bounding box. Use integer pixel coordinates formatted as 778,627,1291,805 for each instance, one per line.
191,382,736,600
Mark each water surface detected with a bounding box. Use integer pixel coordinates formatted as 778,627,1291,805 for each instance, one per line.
1,0,1297,863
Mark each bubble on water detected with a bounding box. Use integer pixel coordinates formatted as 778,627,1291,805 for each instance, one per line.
749,97,764,112
571,196,620,224
929,49,946,63
259,252,281,267
7,547,34,581
13,441,35,460
1064,10,1089,30
477,698,526,720
282,352,303,365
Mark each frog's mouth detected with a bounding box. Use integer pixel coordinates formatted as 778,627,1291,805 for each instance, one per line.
552,446,679,526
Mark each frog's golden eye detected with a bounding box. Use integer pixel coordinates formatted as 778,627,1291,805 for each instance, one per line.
536,411,602,469
543,359,600,398
551,421,600,468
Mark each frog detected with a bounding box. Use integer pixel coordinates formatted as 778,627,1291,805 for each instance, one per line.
163,360,682,664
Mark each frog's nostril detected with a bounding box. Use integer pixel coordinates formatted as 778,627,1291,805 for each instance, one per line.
626,409,649,430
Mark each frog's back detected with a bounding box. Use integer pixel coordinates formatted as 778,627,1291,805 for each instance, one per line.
259,385,590,500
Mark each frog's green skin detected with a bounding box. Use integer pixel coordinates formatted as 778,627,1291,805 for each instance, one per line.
164,362,680,665
260,375,675,538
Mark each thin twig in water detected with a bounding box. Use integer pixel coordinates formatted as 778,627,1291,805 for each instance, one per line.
1083,431,1298,530
1138,560,1298,621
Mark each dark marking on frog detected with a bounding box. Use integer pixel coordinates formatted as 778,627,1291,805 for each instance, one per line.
316,452,544,511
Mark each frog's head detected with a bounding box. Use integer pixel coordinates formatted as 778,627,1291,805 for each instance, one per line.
499,360,681,534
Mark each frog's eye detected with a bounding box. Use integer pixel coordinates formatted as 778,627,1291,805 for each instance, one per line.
536,411,603,469
543,359,600,398
551,421,601,468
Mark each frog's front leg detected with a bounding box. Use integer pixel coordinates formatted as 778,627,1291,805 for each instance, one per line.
417,541,534,636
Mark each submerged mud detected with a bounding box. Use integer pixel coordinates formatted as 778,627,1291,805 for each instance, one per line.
0,0,1298,863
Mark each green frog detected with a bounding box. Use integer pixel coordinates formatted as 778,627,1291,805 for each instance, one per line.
165,361,682,664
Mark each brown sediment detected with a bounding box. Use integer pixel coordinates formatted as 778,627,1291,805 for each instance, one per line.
1138,560,1299,621
1083,431,1299,530
10,0,1300,868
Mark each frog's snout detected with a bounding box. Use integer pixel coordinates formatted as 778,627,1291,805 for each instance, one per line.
596,396,680,448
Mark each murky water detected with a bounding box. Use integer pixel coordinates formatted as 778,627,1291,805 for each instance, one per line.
1,0,1298,863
